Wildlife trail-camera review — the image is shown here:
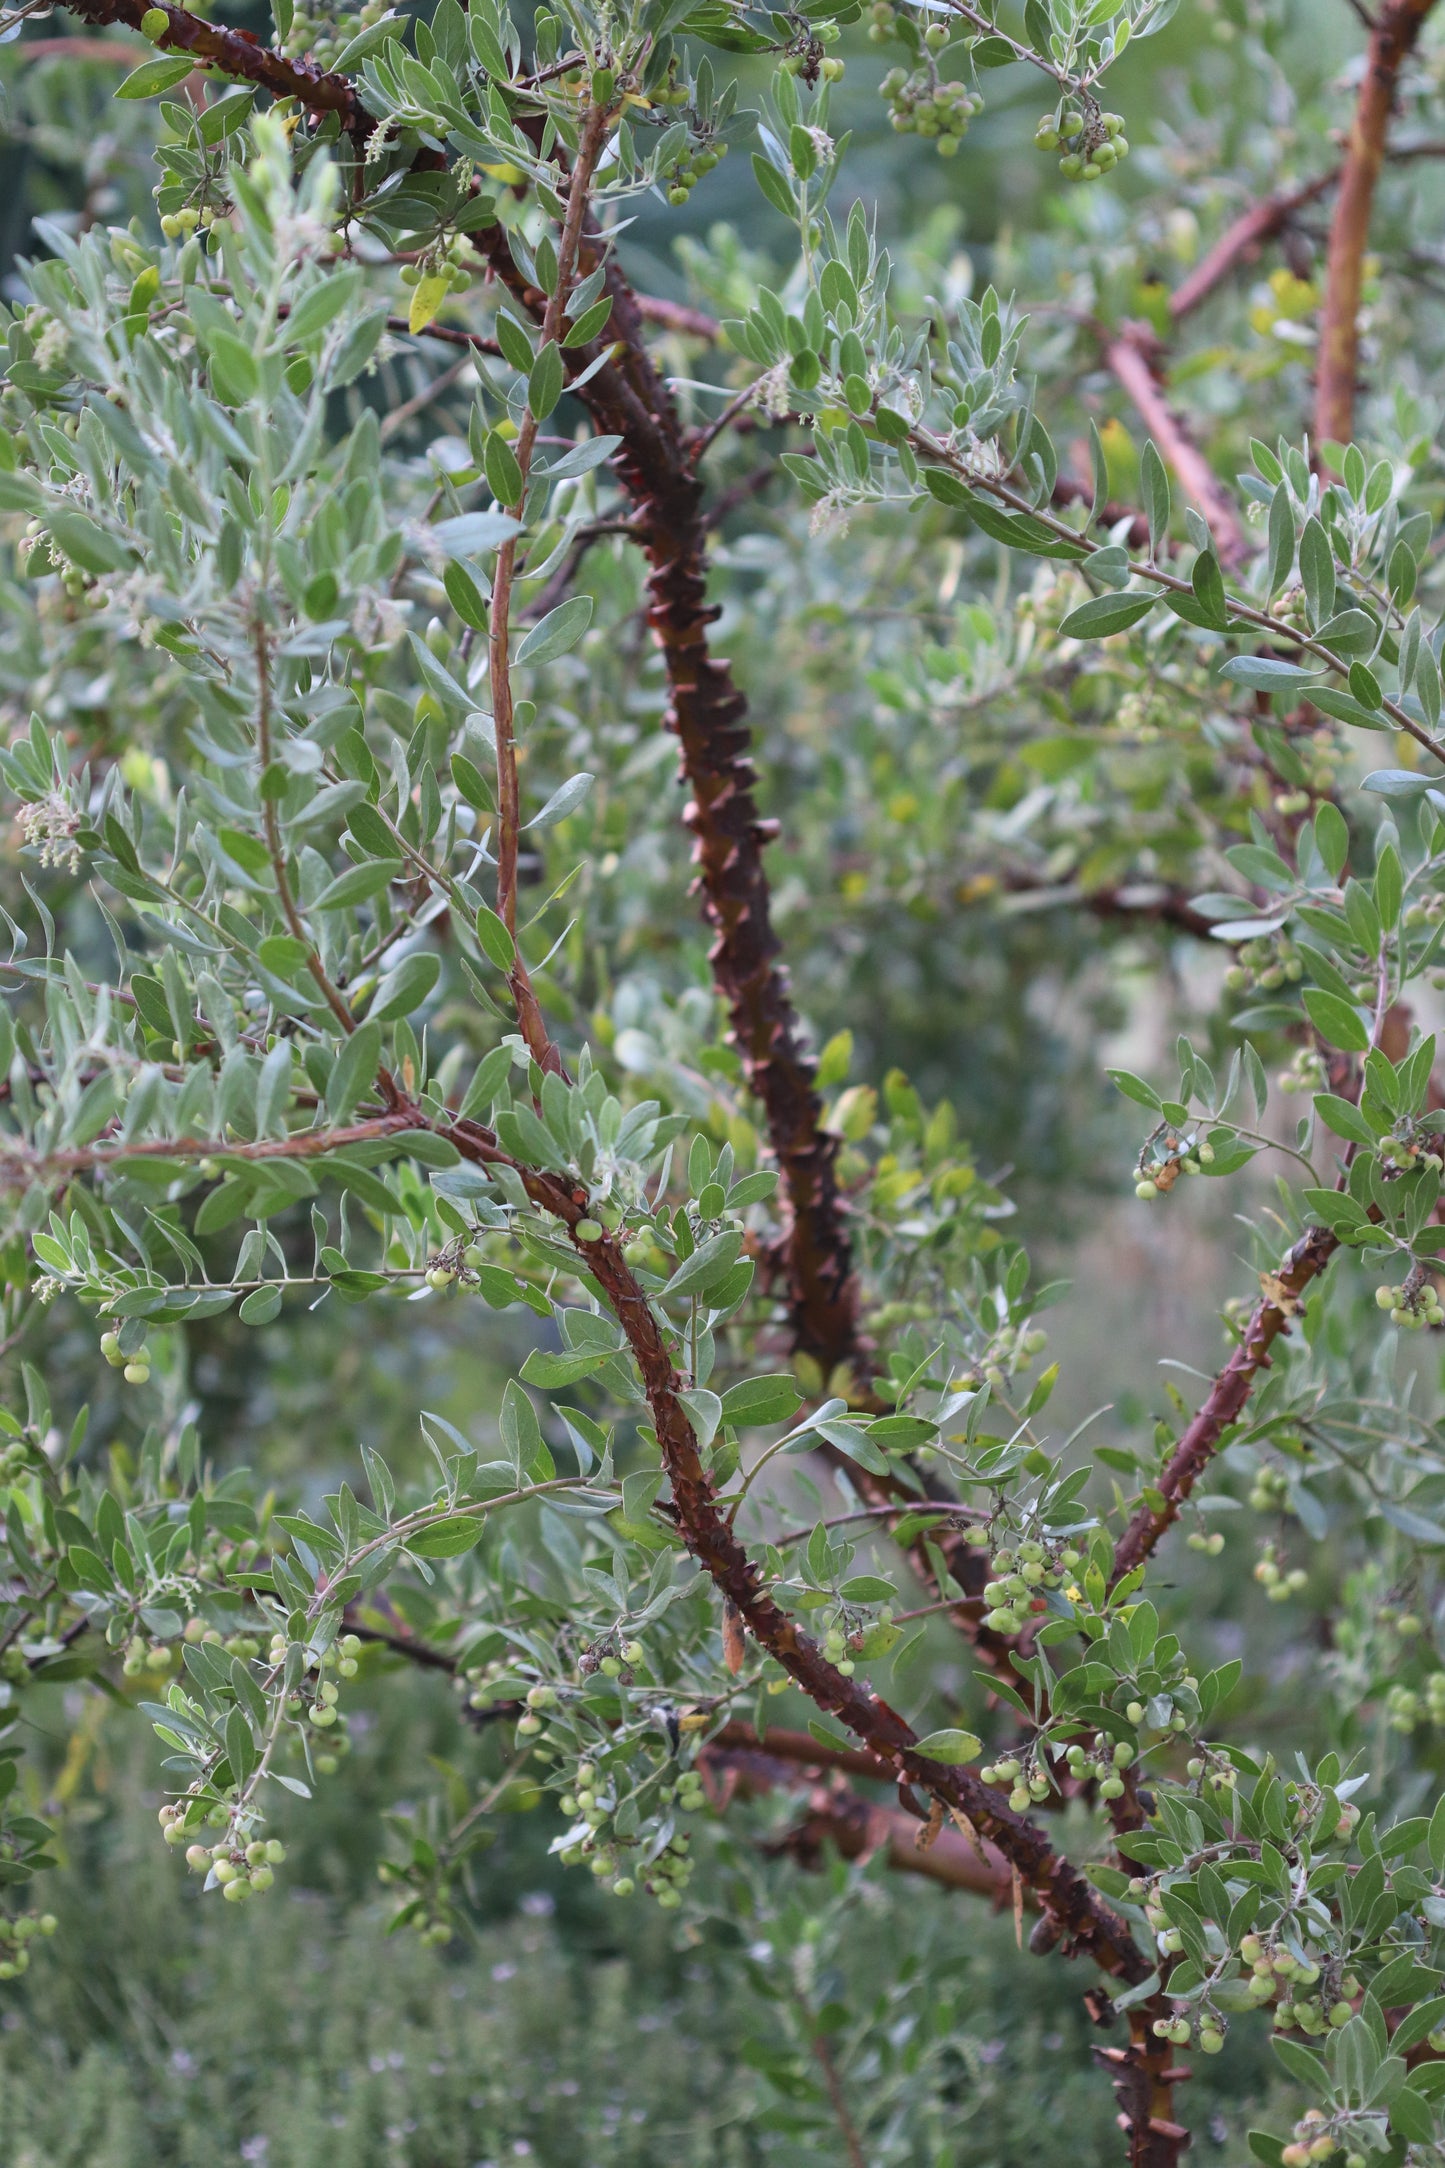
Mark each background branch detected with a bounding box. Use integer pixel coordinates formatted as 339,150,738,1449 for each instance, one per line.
1317,0,1440,446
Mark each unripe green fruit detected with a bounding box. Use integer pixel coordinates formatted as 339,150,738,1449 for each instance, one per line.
100,1331,122,1362
124,1361,151,1384
621,1641,644,1664
213,1859,240,1884
599,1655,623,1677
821,55,845,79
265,1840,286,1864
222,1877,249,1902
1135,1180,1157,1201
667,186,690,206
574,1218,603,1242
249,1866,275,1892
185,1844,210,1872
612,1876,634,1895
923,22,947,47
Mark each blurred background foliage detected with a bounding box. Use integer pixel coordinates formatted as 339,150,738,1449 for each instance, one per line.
4,0,1445,2157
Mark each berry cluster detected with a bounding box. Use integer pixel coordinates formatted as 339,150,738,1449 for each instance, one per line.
1278,1046,1327,1096
399,234,472,300
1379,1131,1445,1176
1384,1676,1445,1731
1185,1526,1226,1555
0,1437,33,1486
978,1751,1049,1812
101,1329,151,1385
1034,105,1129,181
159,204,227,239
122,1634,179,1678
279,0,385,68
556,1755,708,1906
177,1819,287,1903
1134,1132,1214,1201
1282,2111,1362,2167
1062,1734,1133,1802
261,1631,358,1774
1149,2007,1224,2055
979,1538,1081,1635
661,139,727,208
1374,1276,1444,1328
0,1910,56,1979
971,1320,1048,1393
1234,1934,1358,2038
1182,1745,1239,1795
1248,1462,1290,1515
1222,933,1303,996
1254,1543,1309,1602
577,1633,646,1683
778,19,845,79
879,66,981,154
821,1609,895,1676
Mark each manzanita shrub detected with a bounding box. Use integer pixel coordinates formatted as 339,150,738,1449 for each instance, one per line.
3,0,1445,2159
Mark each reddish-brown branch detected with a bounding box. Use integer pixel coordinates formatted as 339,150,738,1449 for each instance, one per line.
467,224,867,1378
710,1741,1023,1902
46,0,365,136
1104,329,1249,569
993,869,1222,942
429,1106,1146,1976
1110,1222,1338,1585
632,294,722,341
1169,171,1340,323
1317,0,1440,447
1097,2028,1193,2168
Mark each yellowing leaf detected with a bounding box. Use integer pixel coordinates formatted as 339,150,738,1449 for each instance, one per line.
408,275,450,335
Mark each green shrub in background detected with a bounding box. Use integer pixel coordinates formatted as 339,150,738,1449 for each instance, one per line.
0,1726,1293,2167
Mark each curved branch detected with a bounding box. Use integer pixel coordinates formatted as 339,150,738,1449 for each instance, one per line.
1109,1222,1338,1585
1104,329,1248,569
1317,0,1440,447
1169,170,1340,324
